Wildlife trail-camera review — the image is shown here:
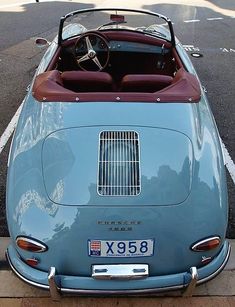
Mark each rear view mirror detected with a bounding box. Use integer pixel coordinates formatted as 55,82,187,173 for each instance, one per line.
35,38,50,48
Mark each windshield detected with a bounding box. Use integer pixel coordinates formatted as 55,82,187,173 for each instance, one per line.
59,8,174,45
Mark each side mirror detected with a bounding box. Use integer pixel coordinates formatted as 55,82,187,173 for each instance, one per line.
35,38,50,48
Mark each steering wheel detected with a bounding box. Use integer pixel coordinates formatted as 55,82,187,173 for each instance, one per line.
75,31,110,71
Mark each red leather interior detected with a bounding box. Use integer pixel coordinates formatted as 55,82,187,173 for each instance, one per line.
157,68,201,102
104,31,172,48
121,74,173,92
32,70,73,102
46,47,61,71
61,71,113,92
32,68,201,103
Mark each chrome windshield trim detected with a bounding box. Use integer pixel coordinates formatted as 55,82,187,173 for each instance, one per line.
58,7,175,46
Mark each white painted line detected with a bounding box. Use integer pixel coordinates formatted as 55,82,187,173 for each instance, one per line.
183,45,200,52
220,48,235,53
0,103,23,155
183,19,200,23
221,141,235,184
207,17,224,21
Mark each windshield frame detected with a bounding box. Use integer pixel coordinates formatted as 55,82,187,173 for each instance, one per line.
58,7,175,46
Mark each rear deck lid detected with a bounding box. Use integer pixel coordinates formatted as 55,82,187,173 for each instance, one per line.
42,126,193,206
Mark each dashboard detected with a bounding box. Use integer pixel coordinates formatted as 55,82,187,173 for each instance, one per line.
74,39,170,55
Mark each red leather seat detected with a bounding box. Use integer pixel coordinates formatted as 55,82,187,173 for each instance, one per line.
61,71,113,92
121,74,173,92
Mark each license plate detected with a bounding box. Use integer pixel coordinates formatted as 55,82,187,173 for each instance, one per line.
88,239,154,257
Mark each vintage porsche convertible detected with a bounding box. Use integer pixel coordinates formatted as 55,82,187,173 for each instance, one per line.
6,8,230,299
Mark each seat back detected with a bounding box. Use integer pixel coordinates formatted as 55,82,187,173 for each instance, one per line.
121,74,173,92
61,71,113,92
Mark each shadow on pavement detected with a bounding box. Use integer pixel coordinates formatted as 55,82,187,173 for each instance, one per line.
0,1,95,51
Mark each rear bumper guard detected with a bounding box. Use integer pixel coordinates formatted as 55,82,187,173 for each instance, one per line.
6,240,231,301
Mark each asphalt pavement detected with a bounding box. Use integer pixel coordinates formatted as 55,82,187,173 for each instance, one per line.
0,0,234,238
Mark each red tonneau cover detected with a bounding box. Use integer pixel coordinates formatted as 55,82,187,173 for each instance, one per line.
32,68,201,103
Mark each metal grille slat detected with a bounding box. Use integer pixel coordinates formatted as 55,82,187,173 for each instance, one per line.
132,134,134,195
98,131,140,196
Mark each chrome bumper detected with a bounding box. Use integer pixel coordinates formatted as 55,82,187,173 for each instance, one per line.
47,265,199,301
6,241,231,301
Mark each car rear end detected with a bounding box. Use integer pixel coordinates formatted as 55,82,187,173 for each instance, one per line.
6,116,230,297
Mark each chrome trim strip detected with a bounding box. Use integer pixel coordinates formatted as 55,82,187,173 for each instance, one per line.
6,241,231,295
191,236,221,252
61,285,184,295
197,242,231,284
6,247,184,294
16,236,47,253
6,249,49,290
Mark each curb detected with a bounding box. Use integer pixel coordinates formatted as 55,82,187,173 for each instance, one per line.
1,297,235,307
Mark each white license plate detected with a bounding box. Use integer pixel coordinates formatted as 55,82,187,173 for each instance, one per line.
88,239,154,257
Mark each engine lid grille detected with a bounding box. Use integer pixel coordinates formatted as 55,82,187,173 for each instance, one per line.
98,131,141,196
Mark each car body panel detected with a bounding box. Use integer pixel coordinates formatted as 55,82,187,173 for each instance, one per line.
42,126,193,206
6,8,229,295
7,241,230,291
7,94,228,276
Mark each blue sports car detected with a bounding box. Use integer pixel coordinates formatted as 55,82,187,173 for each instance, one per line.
6,7,230,299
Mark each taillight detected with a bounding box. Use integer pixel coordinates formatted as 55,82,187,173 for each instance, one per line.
25,258,39,266
201,256,212,265
191,236,221,252
16,236,48,253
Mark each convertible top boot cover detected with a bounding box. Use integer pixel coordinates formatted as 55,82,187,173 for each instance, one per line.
32,68,201,103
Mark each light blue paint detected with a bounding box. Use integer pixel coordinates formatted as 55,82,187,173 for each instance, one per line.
6,9,229,293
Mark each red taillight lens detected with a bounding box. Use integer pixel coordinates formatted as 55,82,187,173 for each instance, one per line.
201,256,212,265
191,236,221,252
16,237,47,253
25,258,39,267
